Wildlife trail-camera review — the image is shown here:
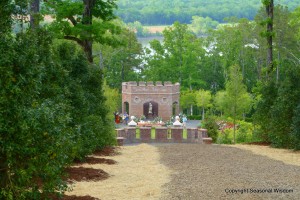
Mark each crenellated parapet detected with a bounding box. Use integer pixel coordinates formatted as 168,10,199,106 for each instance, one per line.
122,81,180,121
122,81,180,95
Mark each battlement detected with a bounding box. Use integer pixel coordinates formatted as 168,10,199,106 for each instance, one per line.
122,81,180,94
122,81,180,120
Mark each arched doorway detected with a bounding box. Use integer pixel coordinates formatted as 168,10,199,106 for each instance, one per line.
172,101,179,116
123,102,129,114
143,101,158,119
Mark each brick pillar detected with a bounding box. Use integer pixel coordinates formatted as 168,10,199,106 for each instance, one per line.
155,127,168,143
196,128,203,143
140,127,151,143
115,129,126,137
187,128,197,143
171,127,183,143
126,127,136,143
198,128,208,138
198,128,211,144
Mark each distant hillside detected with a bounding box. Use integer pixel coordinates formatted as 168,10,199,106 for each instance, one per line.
115,0,300,25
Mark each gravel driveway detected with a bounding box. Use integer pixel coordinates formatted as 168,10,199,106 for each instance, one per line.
158,144,300,200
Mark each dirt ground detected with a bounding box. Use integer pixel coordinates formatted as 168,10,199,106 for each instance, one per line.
65,144,171,199
64,144,300,200
158,144,300,200
232,144,300,167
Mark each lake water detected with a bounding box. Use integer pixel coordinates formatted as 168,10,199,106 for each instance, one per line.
138,36,164,48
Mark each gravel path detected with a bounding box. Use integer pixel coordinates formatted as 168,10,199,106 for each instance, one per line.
158,144,300,200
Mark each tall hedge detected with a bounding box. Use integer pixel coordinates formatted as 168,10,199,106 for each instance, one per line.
0,29,115,199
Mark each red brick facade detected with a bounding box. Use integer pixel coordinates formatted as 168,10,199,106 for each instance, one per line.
122,81,180,121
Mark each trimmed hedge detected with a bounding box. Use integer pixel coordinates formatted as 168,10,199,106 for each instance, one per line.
0,30,115,199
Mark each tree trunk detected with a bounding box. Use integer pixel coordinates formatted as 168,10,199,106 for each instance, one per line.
233,117,236,144
83,40,93,63
30,0,40,29
266,0,274,75
202,107,205,121
190,104,193,116
82,0,96,63
0,154,9,188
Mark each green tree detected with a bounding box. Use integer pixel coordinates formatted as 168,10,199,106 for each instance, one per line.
292,104,300,150
207,18,259,91
261,0,274,76
253,4,300,148
144,22,205,90
127,21,151,37
45,0,119,63
98,21,143,89
180,90,196,115
224,65,252,143
189,16,219,35
103,80,121,119
290,6,300,40
0,0,13,34
196,89,212,121
30,0,40,29
0,29,73,199
214,90,226,116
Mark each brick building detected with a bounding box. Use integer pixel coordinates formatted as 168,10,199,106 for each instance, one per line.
122,81,180,120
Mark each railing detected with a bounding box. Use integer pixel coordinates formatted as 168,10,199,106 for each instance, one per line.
116,127,212,144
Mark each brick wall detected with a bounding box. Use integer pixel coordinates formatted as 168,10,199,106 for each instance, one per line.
116,128,209,144
122,81,180,120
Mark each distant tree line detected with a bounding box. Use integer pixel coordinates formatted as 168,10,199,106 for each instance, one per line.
116,0,299,25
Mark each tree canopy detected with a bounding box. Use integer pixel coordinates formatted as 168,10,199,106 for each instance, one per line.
116,0,298,25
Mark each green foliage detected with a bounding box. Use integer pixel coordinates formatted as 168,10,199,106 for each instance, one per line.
44,0,120,62
236,121,254,143
103,80,121,120
187,115,202,120
224,65,252,119
189,16,219,35
214,90,226,115
0,29,115,199
254,61,300,149
144,22,205,90
180,90,196,115
223,65,252,143
196,89,212,120
127,21,160,37
290,6,300,40
116,0,297,25
253,81,277,142
270,66,300,148
0,30,70,199
217,129,233,144
202,116,218,142
0,0,13,34
206,18,258,91
217,121,254,144
291,104,300,150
